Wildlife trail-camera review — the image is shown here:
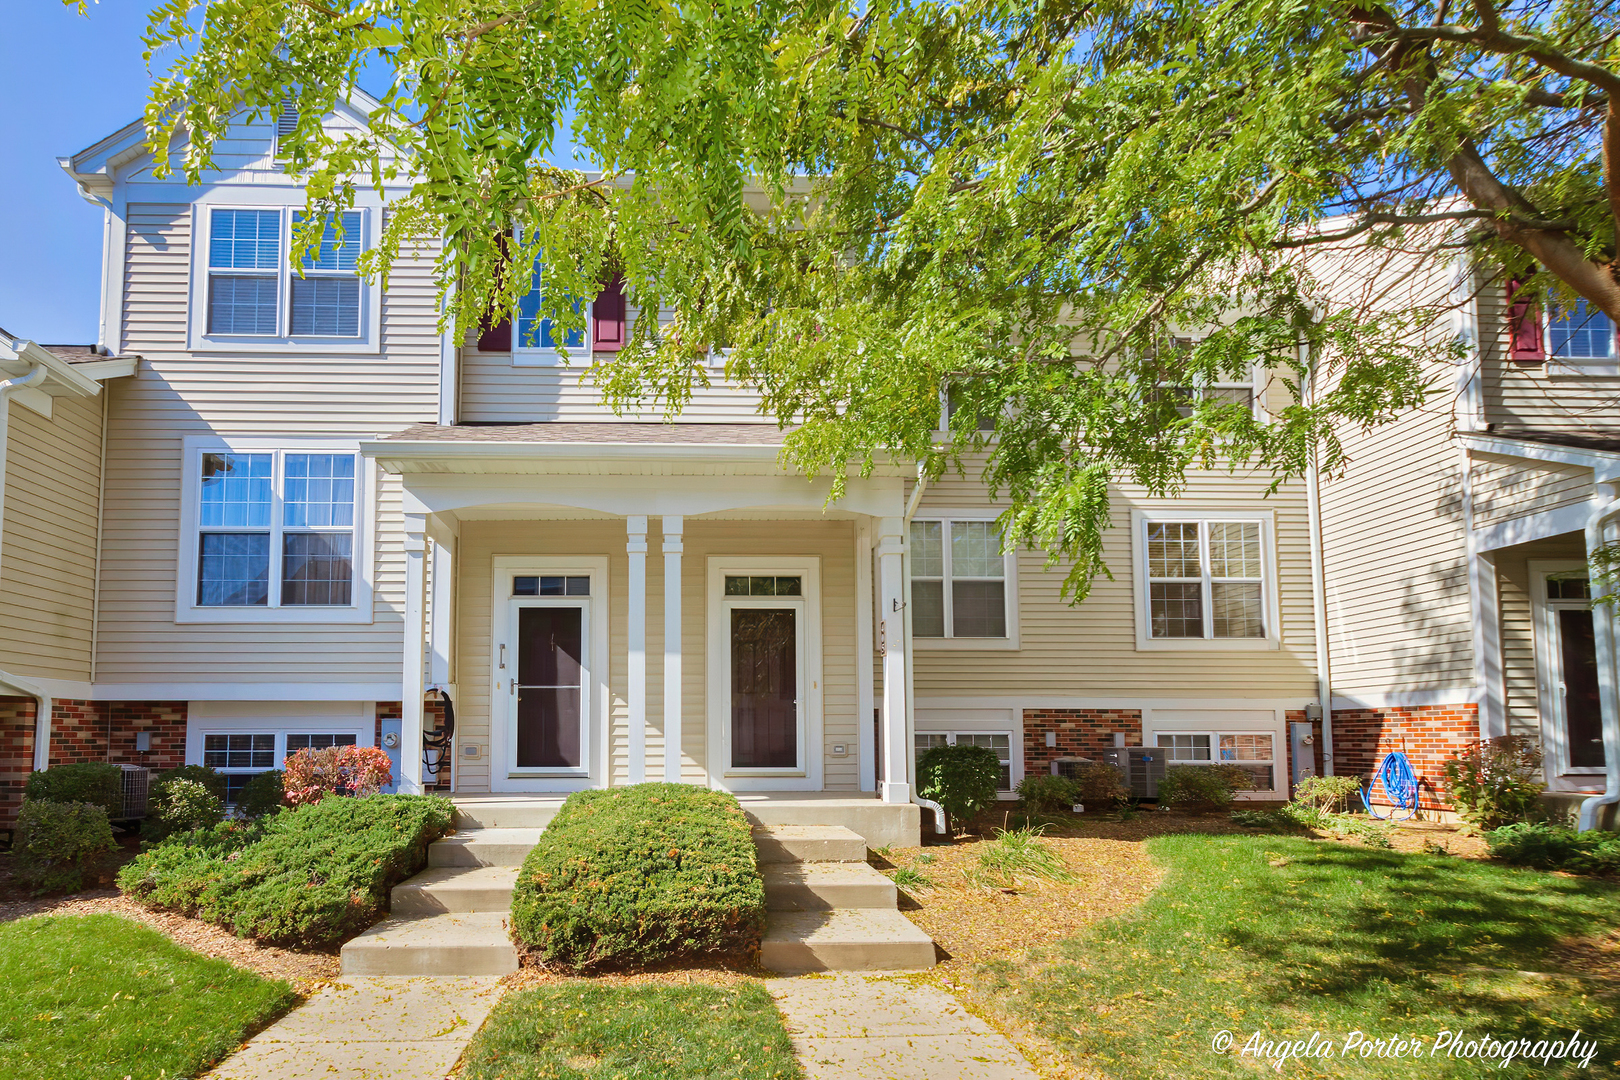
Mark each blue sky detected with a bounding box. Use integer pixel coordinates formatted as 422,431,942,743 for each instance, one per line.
1,2,157,344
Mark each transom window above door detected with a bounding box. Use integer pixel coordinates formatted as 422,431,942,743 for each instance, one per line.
725,575,802,597
910,519,1012,639
179,439,370,623
514,575,590,597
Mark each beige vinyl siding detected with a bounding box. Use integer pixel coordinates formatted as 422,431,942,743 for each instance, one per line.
0,393,105,681
1469,452,1594,529
454,516,859,793
1479,286,1620,437
97,203,441,685
1494,535,1586,743
459,347,771,424
910,462,1319,698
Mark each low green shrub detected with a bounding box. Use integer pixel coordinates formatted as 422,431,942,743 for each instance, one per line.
156,779,226,832
917,744,1001,831
1156,764,1250,813
1230,808,1285,828
118,794,453,948
236,770,286,819
13,800,115,894
151,764,228,804
24,764,122,818
1016,774,1082,814
1442,736,1546,831
1323,811,1396,848
1486,822,1620,876
1291,774,1363,816
510,783,765,971
1072,761,1130,807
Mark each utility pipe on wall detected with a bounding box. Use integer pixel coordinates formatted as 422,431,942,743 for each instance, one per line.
1300,338,1334,775
1579,486,1620,832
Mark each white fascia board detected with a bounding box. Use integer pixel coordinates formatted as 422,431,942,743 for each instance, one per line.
88,682,403,702
1461,432,1620,483
362,439,788,467
0,337,107,398
68,358,138,382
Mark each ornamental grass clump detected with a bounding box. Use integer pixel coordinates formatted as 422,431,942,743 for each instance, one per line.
509,783,765,971
117,794,452,948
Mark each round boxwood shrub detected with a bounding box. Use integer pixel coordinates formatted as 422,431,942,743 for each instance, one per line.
24,763,122,818
917,744,1001,831
510,783,765,971
1156,764,1251,813
13,799,115,895
236,770,286,819
1016,774,1082,815
151,764,228,804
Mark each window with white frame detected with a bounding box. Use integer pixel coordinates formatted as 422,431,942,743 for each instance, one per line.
513,254,589,363
201,207,367,344
916,732,1012,790
193,448,360,609
1144,519,1266,639
204,731,359,804
910,519,1009,638
1154,731,1276,793
1548,299,1616,361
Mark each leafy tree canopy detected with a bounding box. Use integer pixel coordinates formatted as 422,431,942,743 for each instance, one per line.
111,0,1618,596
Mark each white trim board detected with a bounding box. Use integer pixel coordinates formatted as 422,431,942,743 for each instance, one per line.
1529,559,1608,780
1460,434,1620,483
1128,507,1283,652
1329,688,1480,711
1472,500,1598,553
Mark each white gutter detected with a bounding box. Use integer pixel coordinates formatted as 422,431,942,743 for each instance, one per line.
0,361,52,766
1578,485,1620,831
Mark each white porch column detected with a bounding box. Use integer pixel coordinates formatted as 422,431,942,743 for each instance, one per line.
877,516,911,803
856,521,877,792
627,515,649,784
401,512,428,794
662,517,684,782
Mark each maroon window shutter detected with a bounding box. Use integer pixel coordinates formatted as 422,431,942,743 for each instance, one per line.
592,273,626,352
477,318,511,353
1506,278,1544,362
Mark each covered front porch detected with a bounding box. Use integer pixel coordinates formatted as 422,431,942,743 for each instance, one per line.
363,423,922,826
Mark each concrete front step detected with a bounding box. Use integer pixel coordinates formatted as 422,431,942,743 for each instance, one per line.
340,912,518,976
761,909,936,973
428,828,542,868
763,862,898,911
392,865,521,916
739,798,922,850
451,797,566,830
753,825,867,864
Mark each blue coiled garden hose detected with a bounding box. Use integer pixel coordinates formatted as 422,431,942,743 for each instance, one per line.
1361,751,1420,821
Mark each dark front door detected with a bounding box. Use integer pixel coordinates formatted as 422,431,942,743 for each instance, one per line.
516,606,583,768
1559,608,1606,769
732,608,797,768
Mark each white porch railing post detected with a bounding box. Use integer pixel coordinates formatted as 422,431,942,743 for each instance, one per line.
627,515,649,784
663,516,684,782
401,512,427,794
855,520,877,792
877,516,911,803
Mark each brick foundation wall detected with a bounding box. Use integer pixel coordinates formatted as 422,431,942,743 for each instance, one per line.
0,697,37,826
1331,703,1480,811
1022,708,1144,777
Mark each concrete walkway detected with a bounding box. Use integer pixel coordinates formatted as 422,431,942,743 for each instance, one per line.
767,972,1042,1080
208,976,506,1080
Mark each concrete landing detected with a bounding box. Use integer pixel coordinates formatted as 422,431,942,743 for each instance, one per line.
763,862,898,911
767,972,1040,1080
761,909,936,973
341,912,518,976
206,975,505,1080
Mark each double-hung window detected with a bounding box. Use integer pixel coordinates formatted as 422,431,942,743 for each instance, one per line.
916,732,1013,791
182,439,369,622
1153,731,1276,794
909,519,1014,642
198,206,371,348
1135,512,1275,648
513,255,589,364
1548,299,1616,362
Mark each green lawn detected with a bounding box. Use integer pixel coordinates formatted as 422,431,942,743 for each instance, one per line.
0,913,297,1080
980,834,1620,1079
459,981,803,1080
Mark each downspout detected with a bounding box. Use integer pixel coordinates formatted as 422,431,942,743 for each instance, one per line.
0,361,51,766
1302,340,1335,776
1578,485,1620,832
902,460,946,833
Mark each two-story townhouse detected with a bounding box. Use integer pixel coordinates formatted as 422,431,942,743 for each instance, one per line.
1,99,1334,839
1310,240,1620,829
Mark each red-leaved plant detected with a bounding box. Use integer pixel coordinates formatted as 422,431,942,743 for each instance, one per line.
282,745,394,808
